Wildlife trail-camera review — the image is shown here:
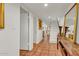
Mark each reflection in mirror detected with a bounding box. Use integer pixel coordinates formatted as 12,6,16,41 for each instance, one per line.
65,5,76,42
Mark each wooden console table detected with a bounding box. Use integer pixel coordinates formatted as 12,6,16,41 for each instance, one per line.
57,36,79,56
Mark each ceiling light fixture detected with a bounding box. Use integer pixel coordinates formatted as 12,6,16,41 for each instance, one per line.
44,3,48,7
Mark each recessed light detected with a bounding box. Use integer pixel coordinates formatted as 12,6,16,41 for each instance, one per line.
44,3,48,7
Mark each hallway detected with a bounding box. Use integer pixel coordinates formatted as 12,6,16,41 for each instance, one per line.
20,34,62,56
0,3,79,56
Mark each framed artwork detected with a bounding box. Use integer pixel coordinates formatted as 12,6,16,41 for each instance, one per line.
38,19,42,30
0,3,4,29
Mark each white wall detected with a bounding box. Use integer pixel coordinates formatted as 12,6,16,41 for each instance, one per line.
35,19,43,44
33,17,43,44
33,16,43,44
0,4,20,56
20,8,29,50
36,30,43,44
33,17,37,43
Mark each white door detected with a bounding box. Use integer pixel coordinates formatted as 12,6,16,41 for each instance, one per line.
20,10,29,50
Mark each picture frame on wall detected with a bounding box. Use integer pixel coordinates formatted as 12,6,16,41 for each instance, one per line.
38,19,42,30
0,3,4,29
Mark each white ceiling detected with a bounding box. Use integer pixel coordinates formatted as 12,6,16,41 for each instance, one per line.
22,3,72,24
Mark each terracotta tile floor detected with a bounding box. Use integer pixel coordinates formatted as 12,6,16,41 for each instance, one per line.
20,35,62,56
